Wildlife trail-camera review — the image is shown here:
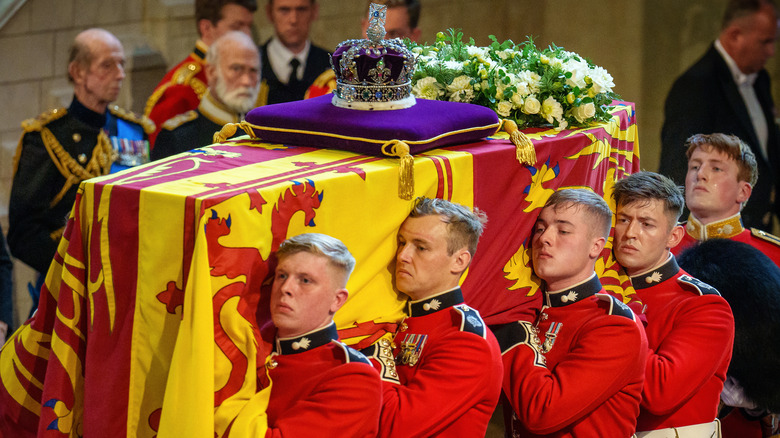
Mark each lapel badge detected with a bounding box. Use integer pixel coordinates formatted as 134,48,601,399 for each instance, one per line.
397,333,427,366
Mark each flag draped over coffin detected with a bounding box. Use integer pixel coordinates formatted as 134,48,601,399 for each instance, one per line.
0,103,639,437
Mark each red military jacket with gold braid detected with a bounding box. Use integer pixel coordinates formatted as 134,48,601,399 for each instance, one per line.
493,274,648,438
629,255,734,432
673,213,780,266
363,287,504,438
144,41,209,147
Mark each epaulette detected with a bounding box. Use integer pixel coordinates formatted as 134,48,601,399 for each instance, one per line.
144,62,207,116
491,321,526,354
21,107,68,133
677,275,721,296
751,228,780,247
173,61,203,85
332,341,371,365
596,294,636,320
109,105,156,134
161,110,198,131
490,321,545,366
452,304,487,338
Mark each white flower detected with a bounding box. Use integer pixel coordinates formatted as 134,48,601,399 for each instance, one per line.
467,46,488,61
589,66,615,94
541,96,563,124
442,60,464,72
555,119,568,131
514,81,530,97
412,76,445,100
571,102,596,123
517,70,541,93
522,95,541,114
447,75,475,102
562,58,590,89
511,93,524,108
496,100,513,117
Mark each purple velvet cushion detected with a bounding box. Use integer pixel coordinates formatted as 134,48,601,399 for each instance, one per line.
244,95,500,155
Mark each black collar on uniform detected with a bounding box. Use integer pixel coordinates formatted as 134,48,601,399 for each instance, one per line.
69,96,106,129
275,322,337,355
545,274,601,307
408,287,463,317
630,255,680,290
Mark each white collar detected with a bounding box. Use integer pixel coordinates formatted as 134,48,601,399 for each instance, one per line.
715,39,758,87
267,37,311,81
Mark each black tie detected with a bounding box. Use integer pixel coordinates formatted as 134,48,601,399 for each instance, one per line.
289,58,300,87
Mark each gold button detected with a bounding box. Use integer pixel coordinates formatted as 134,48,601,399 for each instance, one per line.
72,133,81,142
78,153,87,164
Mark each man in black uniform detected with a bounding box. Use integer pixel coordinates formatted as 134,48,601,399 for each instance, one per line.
152,31,260,160
8,28,153,286
258,0,331,105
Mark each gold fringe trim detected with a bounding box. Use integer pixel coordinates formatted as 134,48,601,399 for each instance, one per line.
500,119,536,165
381,140,414,200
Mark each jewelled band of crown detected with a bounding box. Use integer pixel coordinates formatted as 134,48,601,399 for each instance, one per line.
367,3,387,43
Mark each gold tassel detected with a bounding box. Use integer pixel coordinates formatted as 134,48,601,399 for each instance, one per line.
501,119,536,165
213,123,239,144
381,140,414,200
213,121,260,144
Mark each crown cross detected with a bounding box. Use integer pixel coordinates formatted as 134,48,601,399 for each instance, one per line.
367,3,387,43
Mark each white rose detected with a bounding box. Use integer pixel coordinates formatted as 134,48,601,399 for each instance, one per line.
572,102,596,123
555,119,568,131
522,95,541,114
496,100,514,117
541,96,563,124
511,93,524,108
562,58,589,89
412,76,445,100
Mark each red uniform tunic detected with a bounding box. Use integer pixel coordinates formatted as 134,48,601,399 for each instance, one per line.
364,288,503,437
144,41,209,147
629,255,734,431
494,274,648,438
261,323,381,437
673,213,780,266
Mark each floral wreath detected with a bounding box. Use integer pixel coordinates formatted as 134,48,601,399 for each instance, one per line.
407,29,621,130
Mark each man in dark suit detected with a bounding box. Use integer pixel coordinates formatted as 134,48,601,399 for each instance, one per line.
152,31,260,160
660,0,780,231
258,0,331,105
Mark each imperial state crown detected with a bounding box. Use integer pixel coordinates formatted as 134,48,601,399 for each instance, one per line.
331,3,416,110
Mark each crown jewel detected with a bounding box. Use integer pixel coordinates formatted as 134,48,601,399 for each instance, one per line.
331,3,416,110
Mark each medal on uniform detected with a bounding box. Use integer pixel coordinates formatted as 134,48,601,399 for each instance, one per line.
541,322,562,353
397,333,427,366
